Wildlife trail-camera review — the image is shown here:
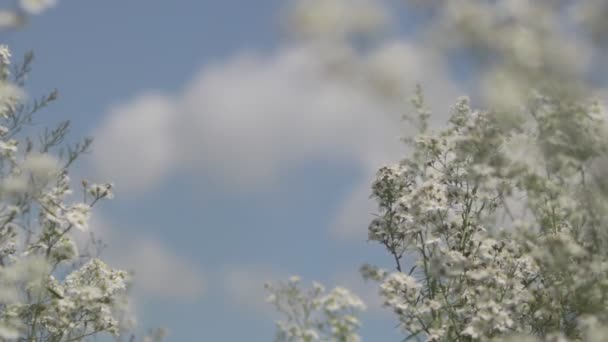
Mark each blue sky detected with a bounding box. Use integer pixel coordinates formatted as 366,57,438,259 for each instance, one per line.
2,1,465,340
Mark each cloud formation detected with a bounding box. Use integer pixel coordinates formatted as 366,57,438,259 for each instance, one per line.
119,239,206,300
93,47,398,191
92,94,176,192
91,40,460,238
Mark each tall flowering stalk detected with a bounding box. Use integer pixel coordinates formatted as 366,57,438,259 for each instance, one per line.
0,44,130,341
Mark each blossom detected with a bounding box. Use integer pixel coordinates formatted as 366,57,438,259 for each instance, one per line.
0,83,23,116
289,0,388,41
0,39,128,341
362,89,608,340
0,45,10,66
19,0,57,15
267,276,365,341
65,203,91,231
87,182,115,199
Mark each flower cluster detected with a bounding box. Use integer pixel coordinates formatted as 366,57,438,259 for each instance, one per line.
365,88,608,341
265,276,366,342
0,44,129,341
408,0,606,112
269,1,608,341
289,0,388,42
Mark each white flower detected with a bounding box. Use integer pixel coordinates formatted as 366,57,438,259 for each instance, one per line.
87,182,114,199
22,152,61,186
19,0,57,15
0,140,17,153
290,0,388,40
0,83,23,116
0,325,20,339
265,293,276,304
0,45,10,66
0,11,23,30
461,325,480,339
0,40,126,342
267,278,365,341
65,203,90,231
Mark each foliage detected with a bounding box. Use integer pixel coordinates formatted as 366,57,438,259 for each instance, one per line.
0,43,133,342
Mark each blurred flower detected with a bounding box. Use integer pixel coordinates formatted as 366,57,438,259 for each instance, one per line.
19,0,57,15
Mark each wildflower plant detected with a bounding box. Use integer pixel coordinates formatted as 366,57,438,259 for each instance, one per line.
363,89,608,341
265,276,366,342
0,44,130,341
265,1,608,341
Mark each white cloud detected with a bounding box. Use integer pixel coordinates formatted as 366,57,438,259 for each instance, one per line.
176,47,408,188
93,46,401,191
119,239,206,300
92,39,461,237
92,93,176,192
